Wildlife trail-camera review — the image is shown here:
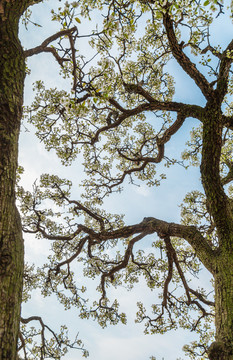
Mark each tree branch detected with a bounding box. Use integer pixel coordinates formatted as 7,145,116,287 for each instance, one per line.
25,200,215,274
163,10,213,100
221,161,233,186
162,236,174,307
85,111,199,196
95,217,216,273
100,232,148,299
90,94,203,145
20,315,85,359
51,236,88,276
223,114,233,130
215,39,233,102
24,27,77,64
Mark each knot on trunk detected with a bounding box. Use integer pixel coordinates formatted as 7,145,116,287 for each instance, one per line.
0,248,12,275
208,341,233,360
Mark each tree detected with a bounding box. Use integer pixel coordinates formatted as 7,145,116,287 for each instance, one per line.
0,0,233,359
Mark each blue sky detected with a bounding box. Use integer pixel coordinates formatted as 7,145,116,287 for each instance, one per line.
18,1,231,359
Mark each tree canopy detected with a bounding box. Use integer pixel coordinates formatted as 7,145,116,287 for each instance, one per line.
0,0,233,359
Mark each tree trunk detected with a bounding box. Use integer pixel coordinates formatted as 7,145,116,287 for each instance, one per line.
0,5,25,359
208,254,233,360
201,102,233,360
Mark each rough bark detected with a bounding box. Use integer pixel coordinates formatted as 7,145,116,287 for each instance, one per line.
0,2,25,359
201,103,233,359
161,8,233,358
210,255,233,360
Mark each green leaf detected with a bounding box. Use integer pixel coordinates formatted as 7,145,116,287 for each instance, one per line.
75,17,81,23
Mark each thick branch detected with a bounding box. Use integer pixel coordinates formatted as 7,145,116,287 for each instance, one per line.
97,217,215,273
201,106,233,243
216,39,233,102
163,10,213,100
27,206,215,273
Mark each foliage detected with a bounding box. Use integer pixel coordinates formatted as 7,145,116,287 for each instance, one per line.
17,0,233,359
